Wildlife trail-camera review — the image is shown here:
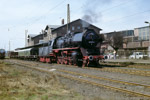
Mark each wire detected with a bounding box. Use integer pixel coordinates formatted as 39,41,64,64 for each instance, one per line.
100,0,136,13
101,9,150,33
8,0,67,29
24,0,49,19
26,0,67,27
103,9,150,26
70,0,136,19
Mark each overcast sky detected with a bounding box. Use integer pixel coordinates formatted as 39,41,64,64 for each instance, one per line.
0,0,150,50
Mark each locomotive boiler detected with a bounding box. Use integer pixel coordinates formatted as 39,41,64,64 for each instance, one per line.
54,29,103,49
52,29,104,66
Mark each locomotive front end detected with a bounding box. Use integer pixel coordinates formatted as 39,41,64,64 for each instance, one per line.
82,29,100,48
81,29,104,67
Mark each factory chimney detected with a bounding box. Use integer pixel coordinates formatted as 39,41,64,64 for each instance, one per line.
67,4,70,24
25,30,28,47
67,4,70,33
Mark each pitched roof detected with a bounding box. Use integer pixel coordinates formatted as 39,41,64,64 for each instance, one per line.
134,26,149,29
31,25,60,39
31,25,61,38
52,19,102,31
28,34,37,38
45,25,60,30
29,19,102,39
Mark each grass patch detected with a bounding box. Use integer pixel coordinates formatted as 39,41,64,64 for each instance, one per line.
0,61,86,100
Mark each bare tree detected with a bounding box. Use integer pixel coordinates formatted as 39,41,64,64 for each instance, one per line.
107,32,123,57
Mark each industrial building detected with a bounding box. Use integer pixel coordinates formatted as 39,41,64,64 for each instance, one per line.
27,19,102,46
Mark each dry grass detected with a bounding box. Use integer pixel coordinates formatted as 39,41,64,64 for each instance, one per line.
0,61,86,100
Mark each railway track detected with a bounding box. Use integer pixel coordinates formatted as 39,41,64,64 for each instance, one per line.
98,67,150,77
101,62,150,70
57,64,150,77
57,69,150,88
8,59,150,77
128,65,150,70
9,60,150,87
6,60,150,99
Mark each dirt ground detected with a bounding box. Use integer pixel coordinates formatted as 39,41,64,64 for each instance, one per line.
0,60,89,100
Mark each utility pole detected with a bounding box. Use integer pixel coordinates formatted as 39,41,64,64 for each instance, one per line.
145,21,150,44
145,21,150,58
9,40,10,52
67,4,70,33
8,28,10,58
9,40,10,58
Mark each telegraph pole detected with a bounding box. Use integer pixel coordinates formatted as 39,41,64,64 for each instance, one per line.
9,40,10,58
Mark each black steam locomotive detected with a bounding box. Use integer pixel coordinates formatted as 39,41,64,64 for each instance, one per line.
14,29,104,67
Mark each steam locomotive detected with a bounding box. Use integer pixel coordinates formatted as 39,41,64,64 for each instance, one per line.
13,29,104,67
0,49,5,59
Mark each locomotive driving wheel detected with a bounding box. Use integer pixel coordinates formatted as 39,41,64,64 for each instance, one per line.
72,52,83,67
77,59,83,67
75,56,83,67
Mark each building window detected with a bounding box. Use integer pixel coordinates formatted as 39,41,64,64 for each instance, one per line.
77,26,80,30
147,36,149,40
141,28,144,32
143,36,146,40
72,26,75,31
139,29,142,33
147,33,149,37
147,28,150,32
143,32,146,36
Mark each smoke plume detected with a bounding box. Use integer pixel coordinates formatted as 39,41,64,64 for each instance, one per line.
82,0,112,24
